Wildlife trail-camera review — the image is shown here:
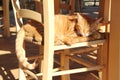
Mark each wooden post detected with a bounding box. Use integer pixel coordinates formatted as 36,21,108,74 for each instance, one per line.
54,0,60,14
75,0,81,12
102,0,111,80
3,0,10,38
11,0,22,32
69,0,75,14
19,68,26,80
109,0,120,80
101,37,109,80
60,50,70,80
35,0,43,13
42,0,55,80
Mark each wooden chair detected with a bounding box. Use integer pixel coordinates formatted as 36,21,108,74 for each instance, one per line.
39,1,108,80
11,0,108,80
11,0,74,79
11,0,43,80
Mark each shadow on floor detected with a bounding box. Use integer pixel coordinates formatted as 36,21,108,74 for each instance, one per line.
0,53,19,80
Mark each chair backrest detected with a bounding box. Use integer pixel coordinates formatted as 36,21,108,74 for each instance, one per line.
11,0,42,32
11,0,21,31
11,0,74,32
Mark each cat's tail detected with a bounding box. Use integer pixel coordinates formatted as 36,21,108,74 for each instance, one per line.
16,28,37,70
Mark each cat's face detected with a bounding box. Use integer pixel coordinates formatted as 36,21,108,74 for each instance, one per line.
76,13,102,37
76,18,90,37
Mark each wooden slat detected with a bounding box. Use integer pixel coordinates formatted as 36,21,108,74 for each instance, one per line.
52,65,104,77
36,65,103,77
70,47,99,54
11,0,21,31
69,0,75,14
34,0,43,13
54,40,105,50
3,0,10,37
42,0,55,80
19,68,27,80
54,0,60,14
18,9,42,23
36,68,61,76
68,55,97,67
60,50,70,80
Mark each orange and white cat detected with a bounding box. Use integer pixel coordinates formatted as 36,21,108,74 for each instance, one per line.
16,13,103,70
55,13,103,45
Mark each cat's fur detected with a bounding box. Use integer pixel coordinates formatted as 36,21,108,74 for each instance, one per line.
16,13,103,70
55,13,103,45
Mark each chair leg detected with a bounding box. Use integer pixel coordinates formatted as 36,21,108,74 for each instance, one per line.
19,65,27,80
97,44,106,80
60,49,70,80
98,71,102,80
39,46,44,73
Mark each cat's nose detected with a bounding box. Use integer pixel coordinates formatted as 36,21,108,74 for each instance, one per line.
82,34,87,37
86,33,89,37
83,33,89,37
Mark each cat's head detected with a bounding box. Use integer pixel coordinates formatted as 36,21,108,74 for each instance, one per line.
75,13,103,37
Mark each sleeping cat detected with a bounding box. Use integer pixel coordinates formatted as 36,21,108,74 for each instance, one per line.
55,13,103,45
16,13,103,71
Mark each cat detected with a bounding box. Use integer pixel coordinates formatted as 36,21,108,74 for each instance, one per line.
55,13,103,45
15,13,103,70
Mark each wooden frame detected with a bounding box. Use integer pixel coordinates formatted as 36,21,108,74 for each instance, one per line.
3,0,120,80
11,0,43,80
3,0,10,37
11,0,110,80
108,0,120,80
42,1,108,80
42,0,55,80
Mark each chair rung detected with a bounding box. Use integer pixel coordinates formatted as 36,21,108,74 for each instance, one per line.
53,65,104,76
68,55,97,67
36,68,61,77
54,40,105,50
36,65,104,77
70,47,99,54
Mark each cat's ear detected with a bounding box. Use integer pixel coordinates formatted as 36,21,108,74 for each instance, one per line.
90,17,103,31
77,13,84,23
76,13,87,26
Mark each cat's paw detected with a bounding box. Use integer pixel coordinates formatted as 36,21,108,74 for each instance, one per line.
33,34,42,42
63,37,75,46
92,32,101,39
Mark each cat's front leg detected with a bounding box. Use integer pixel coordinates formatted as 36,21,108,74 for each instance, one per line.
63,37,73,46
63,36,90,45
77,36,91,42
